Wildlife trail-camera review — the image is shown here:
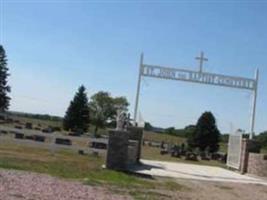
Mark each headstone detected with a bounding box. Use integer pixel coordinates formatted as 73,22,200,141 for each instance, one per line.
34,135,45,142
92,150,99,157
171,145,181,157
199,152,210,160
15,133,24,139
0,130,8,134
185,152,198,161
55,138,72,145
78,150,84,155
15,125,22,129
25,122,33,129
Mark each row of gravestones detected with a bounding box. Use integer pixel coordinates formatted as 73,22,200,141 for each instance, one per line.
14,132,72,145
159,143,227,162
15,124,59,133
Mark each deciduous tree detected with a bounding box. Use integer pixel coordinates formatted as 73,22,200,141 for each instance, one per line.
89,91,129,133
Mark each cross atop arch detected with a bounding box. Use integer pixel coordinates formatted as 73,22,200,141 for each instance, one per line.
195,51,208,73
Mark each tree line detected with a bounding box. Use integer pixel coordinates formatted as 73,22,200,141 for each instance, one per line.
63,85,129,134
6,111,62,122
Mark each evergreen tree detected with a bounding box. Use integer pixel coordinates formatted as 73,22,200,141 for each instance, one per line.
187,111,221,153
63,85,90,132
0,45,11,112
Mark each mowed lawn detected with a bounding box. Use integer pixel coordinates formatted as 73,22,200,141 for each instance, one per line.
3,115,62,129
143,131,185,144
0,142,188,200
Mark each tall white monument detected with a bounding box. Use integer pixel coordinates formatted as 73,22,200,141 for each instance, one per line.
134,52,259,139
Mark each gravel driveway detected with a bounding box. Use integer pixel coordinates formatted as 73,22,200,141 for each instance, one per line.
0,169,131,200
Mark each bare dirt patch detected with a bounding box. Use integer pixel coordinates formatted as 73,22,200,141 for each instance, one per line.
170,179,267,200
1,169,267,200
0,169,131,200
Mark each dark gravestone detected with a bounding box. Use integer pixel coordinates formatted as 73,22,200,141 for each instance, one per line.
0,130,8,134
34,135,45,142
78,150,84,155
91,142,107,149
185,152,198,161
68,132,81,137
15,133,24,139
42,127,53,133
199,152,210,161
171,145,181,157
53,126,61,132
211,152,227,161
6,118,13,123
55,138,72,145
25,123,33,129
160,149,169,155
92,150,99,157
211,153,220,160
25,135,34,140
15,126,22,129
180,143,186,156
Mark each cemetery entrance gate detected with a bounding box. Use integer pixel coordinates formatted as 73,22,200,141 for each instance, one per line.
133,52,259,139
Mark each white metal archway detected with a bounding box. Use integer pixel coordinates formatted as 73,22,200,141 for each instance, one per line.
134,52,259,139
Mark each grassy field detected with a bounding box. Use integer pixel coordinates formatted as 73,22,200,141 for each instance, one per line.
0,142,189,199
4,114,229,150
6,115,62,128
143,131,185,144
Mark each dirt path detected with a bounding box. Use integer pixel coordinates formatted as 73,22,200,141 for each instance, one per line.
0,169,131,200
1,168,267,200
170,179,267,200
